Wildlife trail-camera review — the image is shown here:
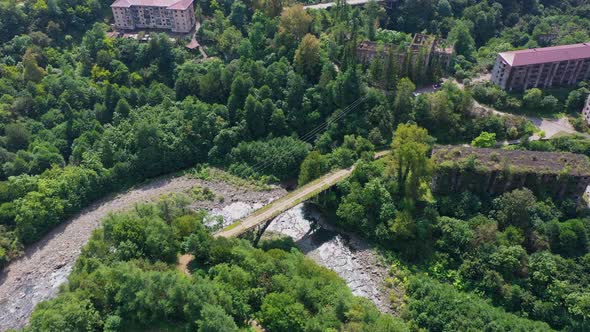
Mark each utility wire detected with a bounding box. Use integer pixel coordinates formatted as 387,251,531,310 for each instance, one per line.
247,96,368,175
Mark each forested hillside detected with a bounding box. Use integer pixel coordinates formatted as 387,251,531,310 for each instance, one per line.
312,124,590,331
1,0,590,330
0,0,541,267
22,197,555,332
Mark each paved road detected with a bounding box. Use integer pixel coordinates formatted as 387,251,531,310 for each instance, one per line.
423,76,590,140
304,0,382,10
472,99,590,140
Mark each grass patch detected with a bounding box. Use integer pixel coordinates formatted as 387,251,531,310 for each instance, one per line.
186,165,272,191
188,185,216,201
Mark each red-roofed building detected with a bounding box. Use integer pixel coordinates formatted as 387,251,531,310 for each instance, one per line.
491,43,590,91
111,0,195,33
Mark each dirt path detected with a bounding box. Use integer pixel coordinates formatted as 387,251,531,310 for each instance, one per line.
304,0,381,10
0,175,285,332
176,254,194,276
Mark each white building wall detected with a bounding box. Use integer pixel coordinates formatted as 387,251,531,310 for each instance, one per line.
112,2,194,33
583,95,590,125
491,55,510,90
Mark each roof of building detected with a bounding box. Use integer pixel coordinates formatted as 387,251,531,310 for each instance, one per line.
111,0,192,9
432,145,590,177
498,43,590,67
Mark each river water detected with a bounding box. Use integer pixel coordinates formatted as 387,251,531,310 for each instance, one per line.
211,202,393,314
0,182,392,331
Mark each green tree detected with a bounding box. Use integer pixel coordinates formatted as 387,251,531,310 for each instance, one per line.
5,123,31,152
471,132,497,147
390,124,434,200
22,49,46,82
244,94,266,138
27,293,102,332
279,5,312,40
217,26,243,60
523,88,543,111
490,188,537,230
393,78,416,124
294,34,321,82
227,74,253,123
198,304,239,332
270,109,288,135
298,151,329,185
259,292,307,332
437,0,452,17
436,216,474,259
448,20,475,59
565,89,589,113
229,0,247,29
114,98,131,119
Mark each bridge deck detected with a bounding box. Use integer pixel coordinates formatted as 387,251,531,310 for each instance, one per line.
215,168,353,238
215,150,390,238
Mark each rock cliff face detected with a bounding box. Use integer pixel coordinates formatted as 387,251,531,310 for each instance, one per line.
432,145,590,200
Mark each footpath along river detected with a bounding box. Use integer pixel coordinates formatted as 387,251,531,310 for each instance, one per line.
0,177,393,331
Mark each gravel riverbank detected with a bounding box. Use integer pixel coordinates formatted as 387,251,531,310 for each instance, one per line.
265,204,397,314
0,176,395,331
0,175,285,332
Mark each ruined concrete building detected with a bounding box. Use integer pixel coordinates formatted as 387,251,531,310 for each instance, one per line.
432,146,590,201
356,33,454,71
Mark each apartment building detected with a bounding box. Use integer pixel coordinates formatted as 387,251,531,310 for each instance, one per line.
491,43,590,91
111,0,195,33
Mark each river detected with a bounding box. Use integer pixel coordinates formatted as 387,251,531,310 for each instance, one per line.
0,178,392,331
212,201,394,314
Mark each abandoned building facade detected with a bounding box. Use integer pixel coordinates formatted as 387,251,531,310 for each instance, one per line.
432,145,590,201
491,43,590,91
111,0,195,33
356,33,454,72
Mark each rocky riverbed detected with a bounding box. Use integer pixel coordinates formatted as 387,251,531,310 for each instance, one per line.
0,175,285,332
0,176,394,331
264,204,395,314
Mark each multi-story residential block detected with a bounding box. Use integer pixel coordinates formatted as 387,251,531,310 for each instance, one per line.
582,95,590,125
491,43,590,91
111,0,195,33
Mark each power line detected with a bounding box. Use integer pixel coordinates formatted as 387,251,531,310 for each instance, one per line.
248,96,368,175
248,97,366,173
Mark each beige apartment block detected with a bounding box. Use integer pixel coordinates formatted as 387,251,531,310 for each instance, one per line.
111,0,195,33
491,43,590,91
